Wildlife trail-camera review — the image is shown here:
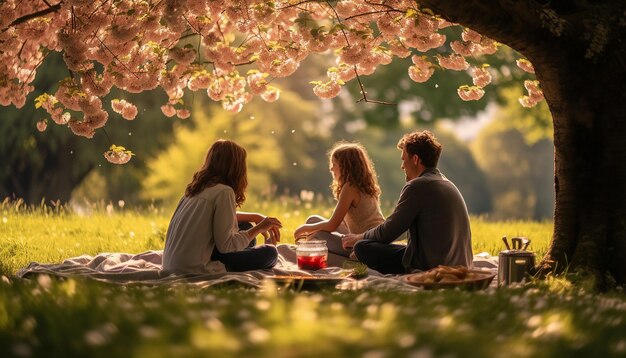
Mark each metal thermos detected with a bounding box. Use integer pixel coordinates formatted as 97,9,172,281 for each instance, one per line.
498,236,536,285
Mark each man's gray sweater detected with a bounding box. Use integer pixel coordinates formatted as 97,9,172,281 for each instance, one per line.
363,168,473,272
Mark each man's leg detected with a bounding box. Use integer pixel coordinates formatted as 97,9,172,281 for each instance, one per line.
353,239,406,274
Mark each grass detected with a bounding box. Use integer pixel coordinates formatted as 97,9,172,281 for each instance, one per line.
2,198,626,357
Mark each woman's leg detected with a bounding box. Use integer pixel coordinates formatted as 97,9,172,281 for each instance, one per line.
212,245,278,271
353,239,406,274
211,222,279,271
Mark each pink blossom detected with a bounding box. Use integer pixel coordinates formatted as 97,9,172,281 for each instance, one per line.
111,99,137,120
437,54,469,71
462,29,482,42
188,71,212,91
104,145,133,165
376,14,402,38
313,81,341,99
68,121,96,139
81,71,113,97
339,44,368,66
475,39,498,55
222,99,244,113
408,55,435,83
387,40,411,58
36,120,47,132
207,80,227,101
121,106,138,121
516,59,536,74
261,87,280,102
335,64,357,82
247,72,268,95
405,33,446,52
169,46,197,65
519,80,544,107
161,105,176,117
470,66,492,87
49,108,66,125
450,41,474,56
437,19,456,29
84,110,108,129
411,16,437,37
457,85,485,101
176,108,191,119
408,65,434,83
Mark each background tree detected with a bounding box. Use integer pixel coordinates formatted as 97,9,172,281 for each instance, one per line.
352,125,492,213
471,87,554,220
141,90,328,207
0,53,178,204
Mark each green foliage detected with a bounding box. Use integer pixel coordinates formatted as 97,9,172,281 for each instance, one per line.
141,91,326,207
0,52,178,204
495,87,553,144
471,99,554,220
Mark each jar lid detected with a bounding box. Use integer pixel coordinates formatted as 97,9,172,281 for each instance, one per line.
297,239,327,246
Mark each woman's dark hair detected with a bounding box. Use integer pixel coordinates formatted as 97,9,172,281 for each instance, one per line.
185,140,247,206
397,130,442,168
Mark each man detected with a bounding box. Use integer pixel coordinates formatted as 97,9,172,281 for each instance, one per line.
342,130,473,274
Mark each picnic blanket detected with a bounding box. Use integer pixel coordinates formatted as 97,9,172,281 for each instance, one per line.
16,245,498,290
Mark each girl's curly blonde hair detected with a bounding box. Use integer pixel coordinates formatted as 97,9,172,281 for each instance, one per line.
329,142,381,200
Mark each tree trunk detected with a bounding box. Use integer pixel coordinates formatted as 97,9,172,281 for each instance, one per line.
417,0,626,287
533,49,626,288
3,138,93,205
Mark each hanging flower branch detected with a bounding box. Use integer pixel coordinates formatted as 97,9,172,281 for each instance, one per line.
0,0,545,163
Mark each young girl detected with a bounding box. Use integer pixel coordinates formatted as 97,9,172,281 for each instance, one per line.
163,140,282,274
294,142,384,261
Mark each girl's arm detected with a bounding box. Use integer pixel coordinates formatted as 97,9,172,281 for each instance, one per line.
236,211,265,224
294,184,359,238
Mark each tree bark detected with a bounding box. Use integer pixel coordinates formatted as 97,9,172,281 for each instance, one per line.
534,49,626,288
418,0,626,287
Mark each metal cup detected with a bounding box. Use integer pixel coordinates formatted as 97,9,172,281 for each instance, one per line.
498,236,535,286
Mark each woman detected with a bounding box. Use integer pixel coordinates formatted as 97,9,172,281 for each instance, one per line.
294,142,384,261
163,140,282,274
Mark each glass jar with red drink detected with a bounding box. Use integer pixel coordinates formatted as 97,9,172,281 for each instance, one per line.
296,240,328,270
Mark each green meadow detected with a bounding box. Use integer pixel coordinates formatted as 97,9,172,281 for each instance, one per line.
2,199,626,357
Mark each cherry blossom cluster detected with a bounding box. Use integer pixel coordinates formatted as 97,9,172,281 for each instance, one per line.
0,0,542,153
111,99,138,120
457,85,485,101
519,80,545,108
408,55,435,83
103,144,134,165
516,59,535,74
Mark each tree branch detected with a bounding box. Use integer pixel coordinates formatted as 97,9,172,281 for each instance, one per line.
2,2,63,32
326,1,396,106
